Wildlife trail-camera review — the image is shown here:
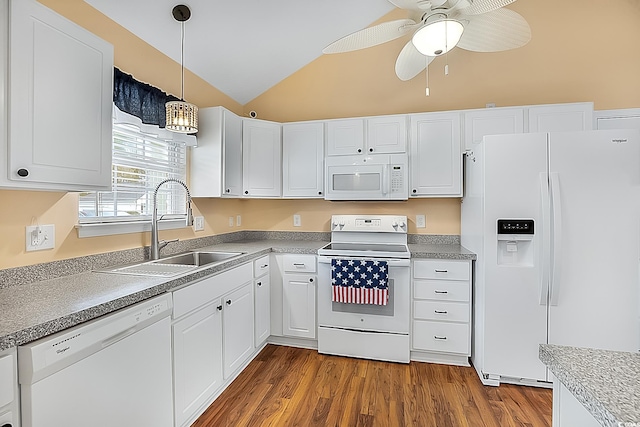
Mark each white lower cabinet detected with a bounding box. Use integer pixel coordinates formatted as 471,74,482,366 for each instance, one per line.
0,347,18,427
254,255,271,347
222,283,254,379
411,259,472,366
282,255,317,339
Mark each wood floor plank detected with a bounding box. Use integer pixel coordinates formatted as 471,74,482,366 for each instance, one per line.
193,345,552,427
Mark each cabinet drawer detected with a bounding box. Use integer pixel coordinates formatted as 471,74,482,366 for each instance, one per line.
173,263,253,319
253,255,270,277
414,300,469,323
283,254,316,273
414,279,469,302
412,321,469,354
413,260,469,280
0,352,14,408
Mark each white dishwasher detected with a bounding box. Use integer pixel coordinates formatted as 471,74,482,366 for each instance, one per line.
18,294,174,427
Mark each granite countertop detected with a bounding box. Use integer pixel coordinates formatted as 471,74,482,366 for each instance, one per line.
0,237,474,352
539,344,640,427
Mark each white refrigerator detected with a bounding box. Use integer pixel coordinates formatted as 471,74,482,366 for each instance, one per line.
462,129,640,386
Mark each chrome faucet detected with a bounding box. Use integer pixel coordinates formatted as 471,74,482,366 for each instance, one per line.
151,178,194,260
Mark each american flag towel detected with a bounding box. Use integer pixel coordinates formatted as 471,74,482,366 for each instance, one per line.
331,259,389,306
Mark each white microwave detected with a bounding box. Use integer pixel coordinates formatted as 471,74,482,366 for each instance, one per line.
324,154,409,201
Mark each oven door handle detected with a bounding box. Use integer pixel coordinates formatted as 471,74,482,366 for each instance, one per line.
317,255,410,267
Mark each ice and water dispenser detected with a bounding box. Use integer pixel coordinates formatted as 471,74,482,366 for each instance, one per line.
497,219,534,266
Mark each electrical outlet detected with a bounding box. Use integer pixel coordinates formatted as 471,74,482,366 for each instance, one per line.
293,214,301,227
236,215,241,227
228,217,234,227
416,214,426,229
193,216,204,231
26,224,55,251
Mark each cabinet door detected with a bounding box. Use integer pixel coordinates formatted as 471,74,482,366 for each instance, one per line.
222,110,243,197
594,108,640,130
7,0,113,191
282,122,324,198
366,115,407,154
463,108,524,151
254,275,271,346
283,274,316,339
242,119,282,197
173,302,223,427
222,283,254,378
528,103,593,133
409,112,462,197
327,119,364,156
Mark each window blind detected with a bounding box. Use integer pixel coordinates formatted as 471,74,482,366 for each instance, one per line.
79,122,187,222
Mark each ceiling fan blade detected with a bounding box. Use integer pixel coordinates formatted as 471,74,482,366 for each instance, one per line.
458,0,517,16
395,40,435,81
323,19,417,54
457,8,531,52
387,0,446,12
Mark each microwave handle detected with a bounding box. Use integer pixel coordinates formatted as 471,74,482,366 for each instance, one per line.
382,164,389,195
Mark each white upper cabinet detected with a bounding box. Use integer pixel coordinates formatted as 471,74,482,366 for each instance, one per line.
366,115,407,154
463,107,525,151
282,122,324,198
242,119,282,198
327,118,364,156
594,108,640,130
527,102,593,133
327,116,407,156
190,107,243,198
409,112,462,197
2,0,113,191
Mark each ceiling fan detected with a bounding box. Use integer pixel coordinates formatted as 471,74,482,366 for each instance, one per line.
323,0,531,81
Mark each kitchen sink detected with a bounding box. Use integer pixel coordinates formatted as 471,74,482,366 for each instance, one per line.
96,251,245,277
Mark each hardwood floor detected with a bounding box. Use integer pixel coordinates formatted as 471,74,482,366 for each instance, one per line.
192,345,552,427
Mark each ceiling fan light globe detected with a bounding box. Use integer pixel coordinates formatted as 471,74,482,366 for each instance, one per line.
411,19,464,56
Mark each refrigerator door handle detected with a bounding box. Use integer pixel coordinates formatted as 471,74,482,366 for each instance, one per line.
550,172,562,306
539,172,551,305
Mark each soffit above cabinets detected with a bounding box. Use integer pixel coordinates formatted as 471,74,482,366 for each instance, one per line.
83,0,395,105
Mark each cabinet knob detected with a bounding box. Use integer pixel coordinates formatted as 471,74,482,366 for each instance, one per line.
17,168,29,177
217,305,223,311
244,190,249,195
318,191,322,195
1,423,12,427
369,148,373,152
412,189,417,194
225,189,230,193
226,299,232,305
309,278,314,282
357,148,362,153
257,281,262,287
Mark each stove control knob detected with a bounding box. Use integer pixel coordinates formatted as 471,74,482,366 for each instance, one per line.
392,221,398,228
399,220,406,229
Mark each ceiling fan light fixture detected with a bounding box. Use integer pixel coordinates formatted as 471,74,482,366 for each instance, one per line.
411,18,464,56
166,4,198,134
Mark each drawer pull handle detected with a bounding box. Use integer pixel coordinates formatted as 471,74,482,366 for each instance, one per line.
261,264,269,268
226,299,232,305
257,282,262,287
434,290,448,294
434,310,448,314
293,263,306,267
435,269,448,273
434,336,448,340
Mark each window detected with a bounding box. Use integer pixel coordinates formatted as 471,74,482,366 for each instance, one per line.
77,107,196,237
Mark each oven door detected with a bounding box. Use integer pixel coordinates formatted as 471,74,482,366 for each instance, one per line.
317,255,410,334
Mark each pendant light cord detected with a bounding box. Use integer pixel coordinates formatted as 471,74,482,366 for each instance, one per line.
180,21,185,101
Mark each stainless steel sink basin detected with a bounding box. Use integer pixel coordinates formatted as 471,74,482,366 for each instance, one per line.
96,251,244,277
150,251,243,267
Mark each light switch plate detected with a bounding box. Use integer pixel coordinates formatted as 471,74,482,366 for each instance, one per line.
228,217,234,227
193,216,204,231
236,215,241,227
26,224,55,251
293,214,301,227
416,215,426,228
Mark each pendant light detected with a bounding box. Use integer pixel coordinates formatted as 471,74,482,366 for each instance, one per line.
165,4,198,134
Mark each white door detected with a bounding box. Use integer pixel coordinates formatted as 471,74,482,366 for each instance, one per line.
222,110,243,197
463,108,525,151
283,274,317,339
242,119,282,197
481,133,549,382
282,122,324,198
254,275,271,346
528,103,593,133
173,302,223,427
327,119,364,156
409,112,462,197
222,283,254,379
547,130,640,354
9,0,113,191
366,116,407,154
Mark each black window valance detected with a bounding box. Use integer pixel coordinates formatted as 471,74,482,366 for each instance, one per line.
113,67,179,128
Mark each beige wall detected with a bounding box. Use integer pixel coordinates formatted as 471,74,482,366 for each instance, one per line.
2,0,639,269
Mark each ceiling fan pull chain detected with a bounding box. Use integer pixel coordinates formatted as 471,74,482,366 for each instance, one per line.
444,21,450,76
425,56,430,96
